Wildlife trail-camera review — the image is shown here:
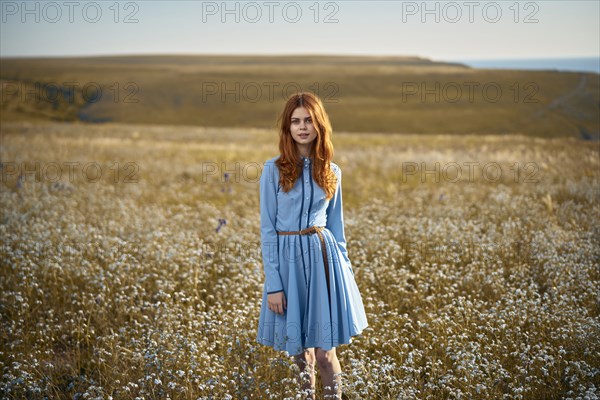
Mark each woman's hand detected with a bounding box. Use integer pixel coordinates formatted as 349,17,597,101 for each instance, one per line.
267,292,287,315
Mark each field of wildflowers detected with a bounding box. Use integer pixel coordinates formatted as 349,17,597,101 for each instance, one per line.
1,121,598,399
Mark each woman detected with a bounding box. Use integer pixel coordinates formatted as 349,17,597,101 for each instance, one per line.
256,92,368,398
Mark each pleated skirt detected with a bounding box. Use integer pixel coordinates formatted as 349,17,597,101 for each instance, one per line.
256,227,368,356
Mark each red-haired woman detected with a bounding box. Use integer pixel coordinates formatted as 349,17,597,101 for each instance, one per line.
256,92,368,399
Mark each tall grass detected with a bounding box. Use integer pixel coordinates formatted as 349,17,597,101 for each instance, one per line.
0,121,598,399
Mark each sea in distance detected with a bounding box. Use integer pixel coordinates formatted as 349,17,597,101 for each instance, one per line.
449,57,599,74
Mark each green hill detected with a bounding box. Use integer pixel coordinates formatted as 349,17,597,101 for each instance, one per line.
1,54,598,138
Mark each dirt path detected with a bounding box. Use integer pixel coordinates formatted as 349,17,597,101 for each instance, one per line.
548,73,588,110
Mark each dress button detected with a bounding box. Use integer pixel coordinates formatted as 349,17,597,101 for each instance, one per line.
306,196,309,200
305,180,308,183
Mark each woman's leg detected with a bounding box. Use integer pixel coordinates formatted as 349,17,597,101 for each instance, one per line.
293,348,316,399
315,347,342,399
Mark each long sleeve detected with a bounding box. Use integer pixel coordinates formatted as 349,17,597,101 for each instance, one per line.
260,160,284,294
326,165,353,274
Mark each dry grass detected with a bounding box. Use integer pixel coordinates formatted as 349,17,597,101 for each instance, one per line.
0,121,598,399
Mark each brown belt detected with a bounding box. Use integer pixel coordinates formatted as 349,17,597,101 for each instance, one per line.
277,226,330,299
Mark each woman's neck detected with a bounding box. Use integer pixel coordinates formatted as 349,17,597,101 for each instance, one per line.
297,143,313,159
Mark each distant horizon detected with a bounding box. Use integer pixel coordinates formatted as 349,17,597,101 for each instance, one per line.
1,52,597,61
1,52,597,74
0,51,600,61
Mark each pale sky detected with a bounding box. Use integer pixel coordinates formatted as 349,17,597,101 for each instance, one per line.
1,0,599,62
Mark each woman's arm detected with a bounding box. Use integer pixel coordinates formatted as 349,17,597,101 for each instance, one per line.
260,160,284,294
325,165,353,274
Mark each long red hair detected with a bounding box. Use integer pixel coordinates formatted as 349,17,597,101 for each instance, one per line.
275,92,337,200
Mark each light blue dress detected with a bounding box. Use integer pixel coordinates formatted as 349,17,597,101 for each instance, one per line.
256,155,369,356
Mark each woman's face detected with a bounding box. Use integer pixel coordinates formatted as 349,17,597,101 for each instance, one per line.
290,107,317,146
